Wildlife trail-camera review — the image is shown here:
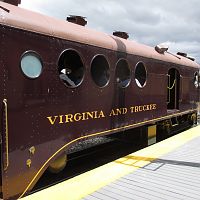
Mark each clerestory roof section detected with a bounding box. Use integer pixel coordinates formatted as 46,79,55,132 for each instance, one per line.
0,1,199,68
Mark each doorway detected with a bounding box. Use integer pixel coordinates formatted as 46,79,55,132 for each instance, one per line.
167,68,180,110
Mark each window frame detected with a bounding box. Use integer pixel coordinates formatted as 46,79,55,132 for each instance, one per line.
134,61,147,88
90,54,110,88
57,48,85,88
20,50,43,79
115,58,131,88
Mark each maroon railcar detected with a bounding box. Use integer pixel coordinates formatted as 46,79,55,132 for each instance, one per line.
0,2,200,199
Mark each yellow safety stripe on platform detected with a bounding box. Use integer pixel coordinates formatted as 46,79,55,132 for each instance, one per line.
22,125,200,200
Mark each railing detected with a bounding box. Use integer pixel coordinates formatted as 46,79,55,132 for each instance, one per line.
3,99,9,170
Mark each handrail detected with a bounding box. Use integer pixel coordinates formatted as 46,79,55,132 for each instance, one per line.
167,79,176,90
3,99,9,170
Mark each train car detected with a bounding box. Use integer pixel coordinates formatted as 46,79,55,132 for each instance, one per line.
0,1,200,199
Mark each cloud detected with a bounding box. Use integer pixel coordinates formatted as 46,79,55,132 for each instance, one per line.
20,0,200,63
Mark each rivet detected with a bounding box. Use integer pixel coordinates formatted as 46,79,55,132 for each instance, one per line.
26,159,32,168
29,146,35,155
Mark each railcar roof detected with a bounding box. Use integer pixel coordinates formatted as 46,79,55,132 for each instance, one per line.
0,2,199,69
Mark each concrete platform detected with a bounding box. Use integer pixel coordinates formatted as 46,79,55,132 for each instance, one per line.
22,125,200,200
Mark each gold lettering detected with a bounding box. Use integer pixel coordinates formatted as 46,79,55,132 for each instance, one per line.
116,108,122,115
135,106,139,112
82,112,86,121
109,109,116,116
94,111,98,119
74,113,82,121
98,110,105,118
110,108,127,116
129,103,157,113
65,114,73,123
150,104,154,110
86,112,94,119
130,106,135,113
47,116,58,125
59,115,64,124
139,106,143,112
122,108,127,114
47,104,157,126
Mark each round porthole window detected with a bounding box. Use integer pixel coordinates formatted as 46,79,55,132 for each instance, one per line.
135,62,147,88
58,49,84,88
21,51,43,79
115,59,131,88
91,55,110,87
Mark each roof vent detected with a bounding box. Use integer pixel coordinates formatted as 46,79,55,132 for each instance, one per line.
186,56,195,61
177,52,195,61
155,44,169,54
177,52,187,57
66,15,87,26
113,31,129,40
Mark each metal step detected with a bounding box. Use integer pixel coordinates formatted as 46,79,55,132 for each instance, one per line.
171,117,179,127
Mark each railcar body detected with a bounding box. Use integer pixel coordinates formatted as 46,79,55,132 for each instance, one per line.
0,2,200,199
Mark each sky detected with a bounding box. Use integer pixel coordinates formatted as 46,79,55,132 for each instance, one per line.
19,0,200,63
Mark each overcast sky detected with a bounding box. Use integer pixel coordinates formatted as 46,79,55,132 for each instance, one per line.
20,0,200,63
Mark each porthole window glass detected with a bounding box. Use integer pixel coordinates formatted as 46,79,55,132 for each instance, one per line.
91,55,110,87
58,50,84,88
194,71,199,88
135,62,147,88
115,59,131,88
21,51,43,78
